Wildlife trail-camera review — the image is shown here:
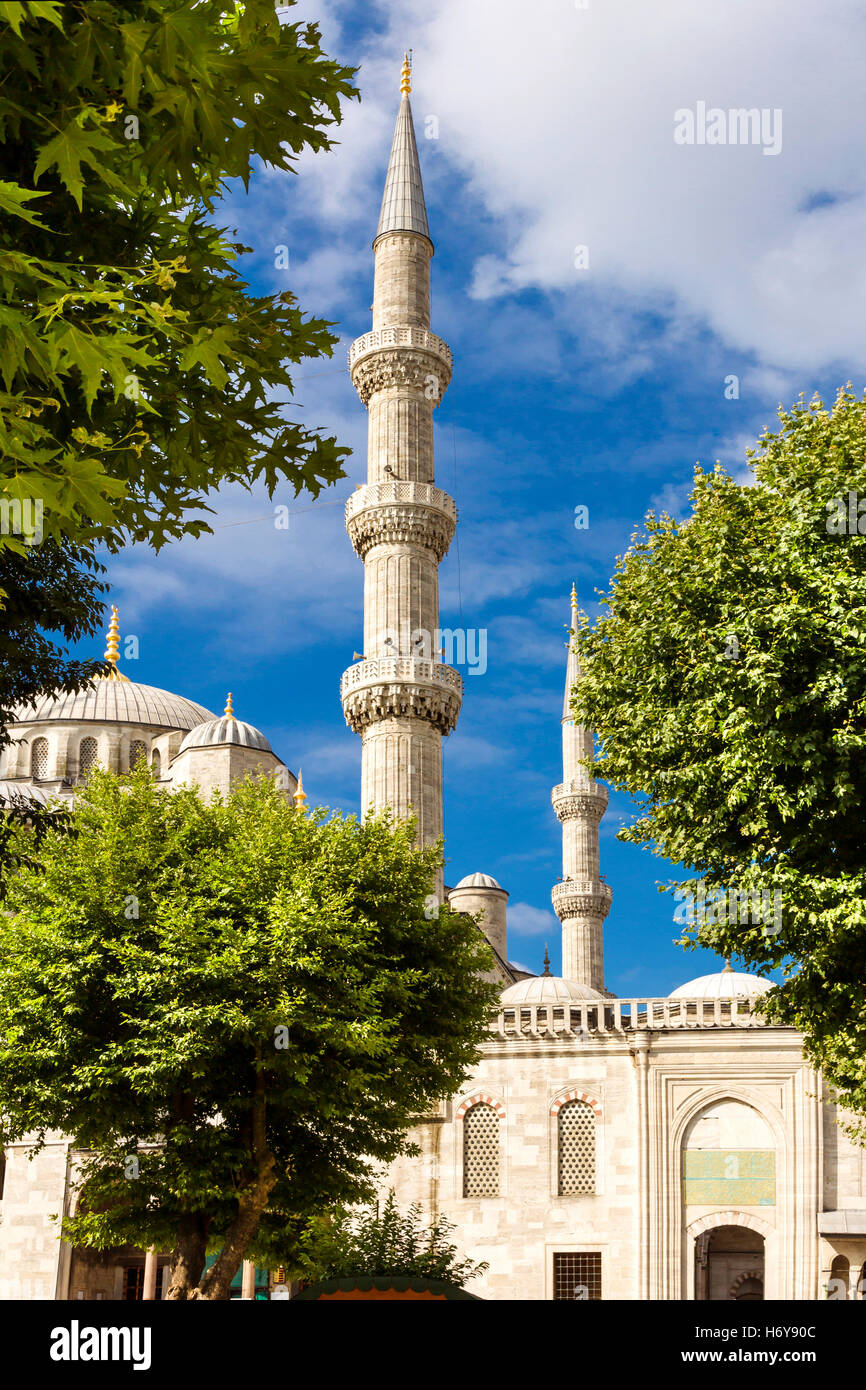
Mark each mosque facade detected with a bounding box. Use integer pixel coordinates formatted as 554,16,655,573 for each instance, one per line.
0,61,864,1302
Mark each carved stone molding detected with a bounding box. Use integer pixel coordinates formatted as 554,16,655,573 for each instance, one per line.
350,345,452,406
552,786,608,823
347,502,455,561
551,879,613,921
341,658,463,735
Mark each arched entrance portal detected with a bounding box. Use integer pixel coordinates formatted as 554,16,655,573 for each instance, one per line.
695,1225,764,1301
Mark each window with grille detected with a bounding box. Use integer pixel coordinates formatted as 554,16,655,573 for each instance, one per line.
553,1252,601,1300
31,737,48,779
151,749,161,778
462,1103,500,1197
129,740,146,769
78,737,98,778
558,1100,596,1195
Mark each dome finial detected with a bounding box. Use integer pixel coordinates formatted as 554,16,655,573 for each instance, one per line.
224,692,235,721
97,605,130,682
722,957,733,972
293,768,308,813
400,52,411,96
542,944,552,976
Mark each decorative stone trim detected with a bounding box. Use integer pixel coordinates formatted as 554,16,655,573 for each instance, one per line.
550,1090,602,1120
686,1210,774,1238
346,501,455,562
456,1093,505,1121
728,1271,763,1299
349,326,452,371
551,787,608,824
350,346,452,406
341,659,462,735
551,879,613,920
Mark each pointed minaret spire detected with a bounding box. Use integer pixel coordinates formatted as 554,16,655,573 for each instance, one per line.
551,588,612,991
342,61,458,900
376,54,430,241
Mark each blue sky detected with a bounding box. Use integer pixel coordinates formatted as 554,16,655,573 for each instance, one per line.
98,0,866,995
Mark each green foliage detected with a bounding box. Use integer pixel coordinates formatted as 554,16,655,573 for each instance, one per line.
0,767,498,1296
302,1190,487,1286
574,386,866,1135
0,0,357,566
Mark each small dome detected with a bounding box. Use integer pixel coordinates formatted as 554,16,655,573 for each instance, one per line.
453,872,503,891
501,975,602,1005
669,967,772,1000
11,682,215,732
178,717,272,754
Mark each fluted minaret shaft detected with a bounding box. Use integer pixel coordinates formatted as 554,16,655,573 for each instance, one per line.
341,67,461,897
551,590,612,991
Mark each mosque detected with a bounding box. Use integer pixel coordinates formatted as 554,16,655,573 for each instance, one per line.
0,59,864,1303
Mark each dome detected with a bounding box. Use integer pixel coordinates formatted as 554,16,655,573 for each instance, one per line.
453,872,503,891
669,966,772,1000
11,681,216,733
178,717,272,754
501,975,602,1005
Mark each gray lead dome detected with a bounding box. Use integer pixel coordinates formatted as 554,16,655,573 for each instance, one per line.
178,717,272,753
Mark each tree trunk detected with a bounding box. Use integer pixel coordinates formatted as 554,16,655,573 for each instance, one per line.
195,1047,277,1301
164,1214,208,1300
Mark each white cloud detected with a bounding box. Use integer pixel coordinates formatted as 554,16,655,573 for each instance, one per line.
311,0,866,378
507,901,559,937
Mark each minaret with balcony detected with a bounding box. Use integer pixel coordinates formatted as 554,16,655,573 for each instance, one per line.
551,586,612,991
341,57,461,893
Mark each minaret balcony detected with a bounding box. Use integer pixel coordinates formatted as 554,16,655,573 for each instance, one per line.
349,326,453,371
551,780,609,823
551,878,614,921
345,481,457,561
349,328,453,405
340,658,463,735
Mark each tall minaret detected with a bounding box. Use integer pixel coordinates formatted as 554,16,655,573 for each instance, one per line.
341,57,461,893
551,586,612,991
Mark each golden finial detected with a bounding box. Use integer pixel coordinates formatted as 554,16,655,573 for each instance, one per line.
293,769,308,813
224,692,236,720
570,582,578,613
96,605,129,682
400,52,411,96
105,605,120,666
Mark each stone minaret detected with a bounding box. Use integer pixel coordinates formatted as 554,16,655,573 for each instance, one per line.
551,586,612,991
341,57,461,894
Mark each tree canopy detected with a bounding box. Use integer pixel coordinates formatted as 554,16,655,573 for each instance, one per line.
0,0,356,569
0,768,498,1298
573,386,866,1134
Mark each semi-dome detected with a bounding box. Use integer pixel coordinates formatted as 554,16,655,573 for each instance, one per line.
11,682,216,733
453,872,503,890
501,974,602,1005
669,965,772,1000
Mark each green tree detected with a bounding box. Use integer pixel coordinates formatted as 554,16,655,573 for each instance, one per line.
573,386,866,1135
302,1190,487,1286
0,0,356,565
0,766,497,1299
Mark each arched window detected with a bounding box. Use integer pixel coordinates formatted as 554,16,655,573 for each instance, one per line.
30,737,48,779
151,749,161,778
829,1254,849,1301
78,737,98,779
462,1103,500,1197
129,740,146,769
558,1100,596,1195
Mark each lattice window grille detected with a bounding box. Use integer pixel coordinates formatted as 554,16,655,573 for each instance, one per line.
462,1103,500,1197
129,740,147,769
31,738,48,779
79,737,98,778
558,1100,596,1195
553,1252,602,1300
